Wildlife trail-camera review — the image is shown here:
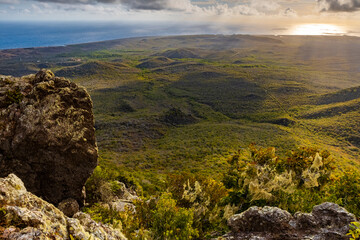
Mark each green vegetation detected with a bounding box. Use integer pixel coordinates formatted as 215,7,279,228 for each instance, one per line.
5,87,23,105
348,222,360,240
151,192,198,240
85,144,360,239
1,35,360,238
223,145,333,213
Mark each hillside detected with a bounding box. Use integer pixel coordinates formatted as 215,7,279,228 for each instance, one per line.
1,35,360,239
0,34,359,192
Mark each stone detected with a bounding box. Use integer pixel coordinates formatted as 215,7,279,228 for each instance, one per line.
311,202,356,231
228,206,294,233
0,70,98,206
97,180,138,213
110,200,136,213
0,174,127,240
58,198,80,217
224,203,357,240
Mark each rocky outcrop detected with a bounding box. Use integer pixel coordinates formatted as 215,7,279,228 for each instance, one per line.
0,70,98,206
96,179,138,213
0,174,127,240
224,203,357,240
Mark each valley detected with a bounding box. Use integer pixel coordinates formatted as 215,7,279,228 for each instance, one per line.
1,34,359,194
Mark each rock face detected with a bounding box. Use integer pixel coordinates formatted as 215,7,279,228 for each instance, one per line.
0,174,127,240
225,203,357,240
0,70,98,206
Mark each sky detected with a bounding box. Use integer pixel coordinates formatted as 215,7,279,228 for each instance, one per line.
1,0,360,35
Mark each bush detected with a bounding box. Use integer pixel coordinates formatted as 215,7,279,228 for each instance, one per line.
85,165,137,204
167,174,229,237
347,222,360,240
328,171,360,216
152,192,198,240
223,145,335,213
84,203,123,229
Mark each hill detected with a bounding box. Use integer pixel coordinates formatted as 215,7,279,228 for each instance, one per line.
1,35,360,239
0,34,359,193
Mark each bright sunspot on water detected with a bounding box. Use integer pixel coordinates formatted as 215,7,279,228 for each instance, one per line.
291,24,345,36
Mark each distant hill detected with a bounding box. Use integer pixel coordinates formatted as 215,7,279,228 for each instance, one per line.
136,57,175,69
316,86,360,105
302,98,360,119
56,61,131,78
157,48,200,59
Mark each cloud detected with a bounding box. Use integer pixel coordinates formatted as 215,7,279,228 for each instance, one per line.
250,0,280,12
318,0,360,12
33,0,193,10
29,0,298,19
283,7,297,16
0,0,19,3
32,0,285,14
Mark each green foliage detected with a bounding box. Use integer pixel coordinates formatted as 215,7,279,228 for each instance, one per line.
5,87,23,105
84,203,123,229
167,174,229,237
223,145,335,213
328,171,360,216
0,208,6,226
85,165,138,204
151,192,198,240
161,108,196,125
85,144,360,240
347,222,360,240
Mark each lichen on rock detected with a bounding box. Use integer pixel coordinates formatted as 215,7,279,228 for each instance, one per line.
0,70,98,207
0,174,127,240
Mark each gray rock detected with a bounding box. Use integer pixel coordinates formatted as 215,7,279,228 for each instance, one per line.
224,203,357,240
228,206,294,233
110,200,136,213
294,212,318,230
312,202,356,232
0,174,127,240
0,70,98,206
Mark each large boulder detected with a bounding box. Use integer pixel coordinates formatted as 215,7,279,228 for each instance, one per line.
0,174,126,240
0,70,98,206
225,203,357,240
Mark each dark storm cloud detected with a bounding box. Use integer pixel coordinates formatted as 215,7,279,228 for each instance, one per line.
318,0,360,12
34,0,179,10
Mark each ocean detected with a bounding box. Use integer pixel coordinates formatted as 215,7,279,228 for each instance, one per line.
0,21,254,50
0,21,157,50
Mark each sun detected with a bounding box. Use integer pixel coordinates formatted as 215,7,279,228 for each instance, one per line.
291,24,345,36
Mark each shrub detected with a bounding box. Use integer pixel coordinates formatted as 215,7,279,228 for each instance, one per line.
328,171,360,216
85,165,137,204
167,174,229,237
151,192,198,240
84,203,123,230
347,222,360,240
223,145,335,213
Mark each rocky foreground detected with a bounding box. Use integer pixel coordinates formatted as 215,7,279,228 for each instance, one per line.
1,172,357,240
224,203,357,240
0,174,127,240
0,70,98,206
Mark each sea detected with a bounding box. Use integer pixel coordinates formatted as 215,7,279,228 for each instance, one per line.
0,21,257,50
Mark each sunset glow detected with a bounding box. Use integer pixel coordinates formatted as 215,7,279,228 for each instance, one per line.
291,24,345,36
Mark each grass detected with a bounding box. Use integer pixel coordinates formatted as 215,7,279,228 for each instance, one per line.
0,34,359,196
